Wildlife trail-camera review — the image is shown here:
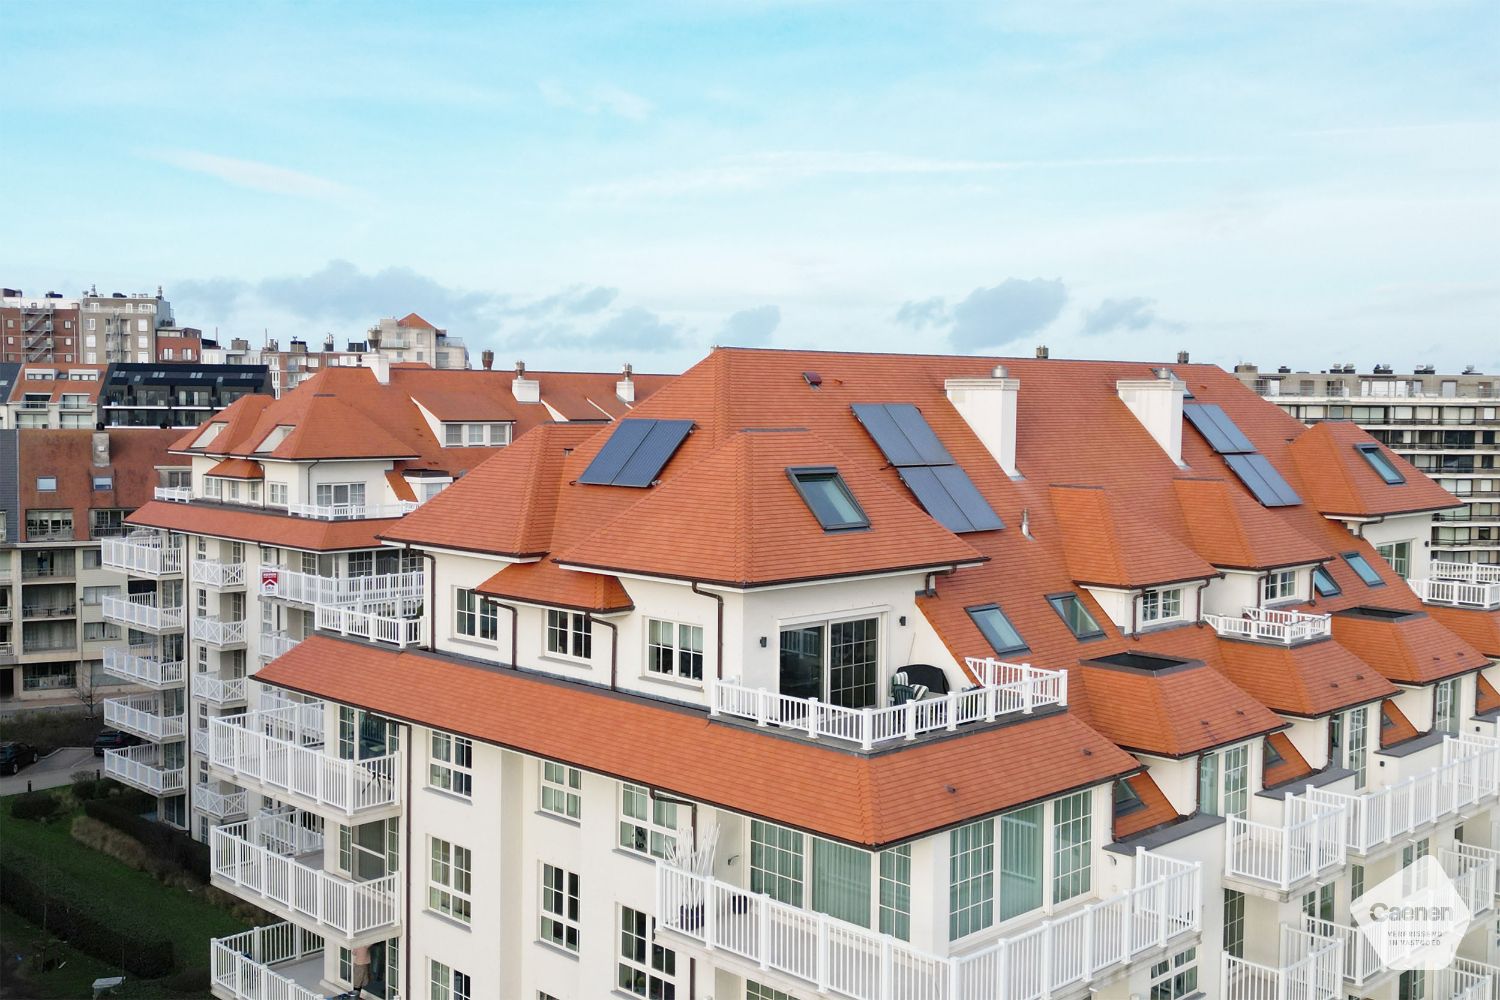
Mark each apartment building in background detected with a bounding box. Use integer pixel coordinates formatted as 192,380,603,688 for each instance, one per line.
105,346,1500,1000
100,363,273,428
3,287,192,365
366,312,468,369
1238,363,1500,567
0,363,108,429
0,427,186,702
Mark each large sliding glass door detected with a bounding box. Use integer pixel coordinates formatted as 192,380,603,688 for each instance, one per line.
777,616,880,709
778,625,824,701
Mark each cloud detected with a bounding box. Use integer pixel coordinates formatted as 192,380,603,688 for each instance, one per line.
538,80,652,121
506,285,620,319
894,297,948,330
719,305,780,346
504,306,684,353
897,279,1068,351
173,276,251,319
1081,296,1158,336
144,149,351,199
258,260,501,332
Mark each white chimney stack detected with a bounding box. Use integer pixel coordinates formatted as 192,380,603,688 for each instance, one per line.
616,363,635,403
1117,375,1187,466
512,360,540,403
361,352,391,384
945,367,1020,478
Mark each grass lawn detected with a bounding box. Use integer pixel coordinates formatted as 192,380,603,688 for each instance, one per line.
0,790,250,986
0,907,175,999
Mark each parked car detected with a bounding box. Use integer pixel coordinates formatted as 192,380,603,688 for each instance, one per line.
92,729,142,757
0,741,39,775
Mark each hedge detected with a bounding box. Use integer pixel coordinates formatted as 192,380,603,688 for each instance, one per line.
10,791,64,822
0,857,175,977
82,799,210,883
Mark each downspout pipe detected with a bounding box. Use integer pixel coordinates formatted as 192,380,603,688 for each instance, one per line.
492,600,519,668
690,582,725,681
591,615,619,691
402,721,413,1000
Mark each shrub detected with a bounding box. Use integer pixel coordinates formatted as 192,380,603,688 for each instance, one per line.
0,710,103,754
82,798,210,883
70,815,176,880
160,966,211,995
70,770,109,801
0,858,175,977
10,791,63,823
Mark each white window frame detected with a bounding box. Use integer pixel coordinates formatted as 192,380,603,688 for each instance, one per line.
619,782,683,859
618,905,677,999
1148,947,1199,999
539,863,580,953
539,759,581,820
428,960,470,1000
315,482,366,508
1262,569,1297,604
427,837,472,924
545,609,592,662
428,732,473,798
1139,587,1184,625
268,482,288,507
1376,540,1412,579
454,588,497,641
645,618,704,683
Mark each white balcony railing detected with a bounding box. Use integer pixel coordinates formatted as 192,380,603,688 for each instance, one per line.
1303,735,1500,854
105,694,187,741
1224,795,1348,892
1452,842,1500,905
1452,958,1500,1000
101,534,183,576
104,744,186,795
193,559,247,589
284,500,418,521
1411,562,1500,610
1202,606,1333,645
314,602,423,648
196,615,248,647
102,593,184,632
196,674,249,706
1301,915,1382,987
211,923,325,1000
263,568,425,609
710,659,1067,751
211,819,400,939
197,786,249,820
658,849,1199,1000
209,707,402,818
154,486,193,503
260,631,302,660
100,645,185,688
1223,927,1342,1000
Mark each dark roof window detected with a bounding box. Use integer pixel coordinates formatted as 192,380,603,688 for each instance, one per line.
1355,443,1405,485
1047,593,1105,640
1113,779,1145,817
1312,566,1341,598
1342,552,1385,587
787,467,869,532
966,604,1028,656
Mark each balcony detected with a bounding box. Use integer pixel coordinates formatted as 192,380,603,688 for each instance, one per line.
1303,735,1500,855
1301,915,1384,989
1224,795,1348,893
26,527,75,542
284,501,418,521
1223,927,1342,1000
193,559,247,589
210,813,400,942
102,534,184,576
198,786,250,821
208,706,402,820
20,602,76,620
1201,606,1332,645
1411,561,1500,610
211,923,325,1000
709,659,1067,751
104,694,186,741
260,631,302,661
658,849,1199,1000
101,645,185,689
103,744,185,795
313,602,423,648
103,593,184,632
263,567,425,608
196,674,249,707
20,561,73,580
154,486,193,503
197,615,248,647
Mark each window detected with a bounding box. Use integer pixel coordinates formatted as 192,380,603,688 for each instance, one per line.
788,468,869,531
1352,863,1365,901
1052,790,1092,904
620,783,681,859
811,838,871,927
751,820,804,906
1199,744,1249,818
1357,443,1406,484
36,476,57,492
428,961,470,1000
1047,593,1104,639
1312,566,1341,597
949,818,994,939
268,482,288,506
429,733,473,797
1113,777,1146,817
646,619,704,681
84,622,121,641
444,425,463,446
1263,569,1297,603
1301,882,1334,922
454,589,497,641
1140,588,1184,624
465,424,485,446
1435,678,1461,736
967,604,1027,655
545,609,592,660
1347,707,1369,789
540,760,581,820
1377,540,1412,579
618,906,676,999
1343,552,1385,587
427,838,472,923
878,845,911,940
539,864,580,952
26,509,72,540
1148,948,1198,1000
999,804,1043,920
92,476,113,491
315,482,366,508
747,985,796,1000
1402,838,1430,869
82,585,119,605
1223,889,1245,958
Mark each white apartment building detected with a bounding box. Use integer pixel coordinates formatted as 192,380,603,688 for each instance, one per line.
119,348,1500,1000
366,313,467,370
1238,363,1500,568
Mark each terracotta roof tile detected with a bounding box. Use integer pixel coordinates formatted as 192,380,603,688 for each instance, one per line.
476,561,633,614
207,458,263,479
1331,608,1488,685
1113,772,1181,840
1210,634,1397,717
1172,478,1326,569
19,428,182,540
1479,673,1500,716
1263,731,1315,789
1288,421,1461,518
1380,698,1420,748
127,499,395,551
1050,485,1215,588
1426,605,1500,658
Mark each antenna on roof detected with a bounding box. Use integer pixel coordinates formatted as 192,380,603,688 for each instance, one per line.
1021,508,1033,540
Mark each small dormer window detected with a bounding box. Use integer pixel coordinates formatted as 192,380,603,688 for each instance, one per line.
192,422,226,449
788,468,868,532
1312,566,1341,598
1140,587,1184,624
1048,593,1104,640
1113,778,1145,817
967,604,1028,656
1262,570,1297,604
1355,443,1405,485
255,425,294,453
1342,552,1385,587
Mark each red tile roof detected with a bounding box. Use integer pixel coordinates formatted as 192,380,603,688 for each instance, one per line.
207,458,264,479
1479,673,1500,716
7,365,109,403
1263,732,1315,789
256,636,1139,847
19,429,182,540
126,500,395,551
1210,633,1397,717
1380,698,1420,748
1288,421,1461,518
1113,772,1181,840
1331,609,1487,685
395,312,436,330
1426,605,1500,658
1172,478,1326,570
1050,485,1214,588
477,561,633,614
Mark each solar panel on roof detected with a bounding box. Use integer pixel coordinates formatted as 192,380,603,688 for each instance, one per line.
897,465,1005,533
851,403,954,467
1183,403,1255,455
1224,453,1302,507
577,418,693,488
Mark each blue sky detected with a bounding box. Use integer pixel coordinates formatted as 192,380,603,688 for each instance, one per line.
5,1,1497,374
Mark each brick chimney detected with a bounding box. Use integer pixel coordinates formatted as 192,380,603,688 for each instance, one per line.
481,350,494,371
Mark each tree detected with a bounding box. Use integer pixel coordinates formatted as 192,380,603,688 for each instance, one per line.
73,664,100,718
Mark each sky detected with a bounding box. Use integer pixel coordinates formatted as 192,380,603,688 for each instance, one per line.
4,0,1498,375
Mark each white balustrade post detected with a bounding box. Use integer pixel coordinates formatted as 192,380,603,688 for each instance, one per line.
879,937,893,1000
708,677,720,717
946,691,959,732
1023,672,1035,714
984,682,997,722
806,697,819,739
816,913,830,992
756,689,768,728
861,711,873,752
702,874,716,948
758,898,771,970
904,699,917,742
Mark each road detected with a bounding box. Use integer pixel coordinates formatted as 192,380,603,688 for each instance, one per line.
0,747,96,796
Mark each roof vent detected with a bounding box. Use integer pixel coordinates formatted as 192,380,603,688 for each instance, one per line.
1035,345,1049,359
480,350,494,371
1464,365,1482,375
1176,351,1190,364
803,371,822,389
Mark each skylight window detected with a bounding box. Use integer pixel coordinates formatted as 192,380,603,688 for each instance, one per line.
1112,779,1146,817
967,604,1028,656
788,467,869,532
1312,566,1341,598
1342,552,1385,587
1048,593,1104,640
1355,443,1405,485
